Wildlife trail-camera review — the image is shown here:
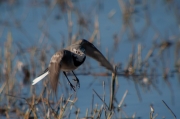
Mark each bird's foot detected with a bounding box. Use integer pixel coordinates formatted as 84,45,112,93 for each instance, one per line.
73,78,80,88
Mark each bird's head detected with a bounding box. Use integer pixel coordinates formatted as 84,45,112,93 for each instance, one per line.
72,48,85,56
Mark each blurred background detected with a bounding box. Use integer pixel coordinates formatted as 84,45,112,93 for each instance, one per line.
0,0,180,118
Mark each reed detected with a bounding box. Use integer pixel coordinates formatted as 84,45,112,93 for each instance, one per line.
0,0,179,119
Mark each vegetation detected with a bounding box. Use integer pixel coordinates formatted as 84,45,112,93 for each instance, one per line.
0,0,179,118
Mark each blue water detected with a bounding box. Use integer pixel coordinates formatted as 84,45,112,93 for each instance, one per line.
0,0,180,119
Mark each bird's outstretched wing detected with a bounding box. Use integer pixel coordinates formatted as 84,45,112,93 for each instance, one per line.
80,39,114,72
48,50,64,93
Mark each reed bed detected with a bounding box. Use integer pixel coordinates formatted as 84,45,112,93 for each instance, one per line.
0,0,179,118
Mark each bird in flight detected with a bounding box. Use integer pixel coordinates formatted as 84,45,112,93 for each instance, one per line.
32,39,114,92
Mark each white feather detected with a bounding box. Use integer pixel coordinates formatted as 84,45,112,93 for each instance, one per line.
32,71,49,85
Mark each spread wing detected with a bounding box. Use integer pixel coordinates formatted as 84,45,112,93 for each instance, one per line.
48,50,64,93
81,40,114,72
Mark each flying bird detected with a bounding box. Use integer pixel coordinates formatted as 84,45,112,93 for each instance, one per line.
32,39,114,92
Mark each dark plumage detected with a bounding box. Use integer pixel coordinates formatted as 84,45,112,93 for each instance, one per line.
32,39,114,92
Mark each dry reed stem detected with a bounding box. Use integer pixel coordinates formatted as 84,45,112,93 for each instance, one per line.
92,89,109,111
96,105,103,118
109,66,117,111
58,94,73,119
150,104,154,119
162,100,176,119
118,90,128,108
0,1,179,119
85,108,88,117
91,93,94,115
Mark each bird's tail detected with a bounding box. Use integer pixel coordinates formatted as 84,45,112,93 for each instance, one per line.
32,68,49,85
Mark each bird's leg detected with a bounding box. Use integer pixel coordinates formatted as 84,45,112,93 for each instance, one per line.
63,71,76,91
72,71,80,88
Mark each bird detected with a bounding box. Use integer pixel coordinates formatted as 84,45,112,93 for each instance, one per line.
32,39,114,92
